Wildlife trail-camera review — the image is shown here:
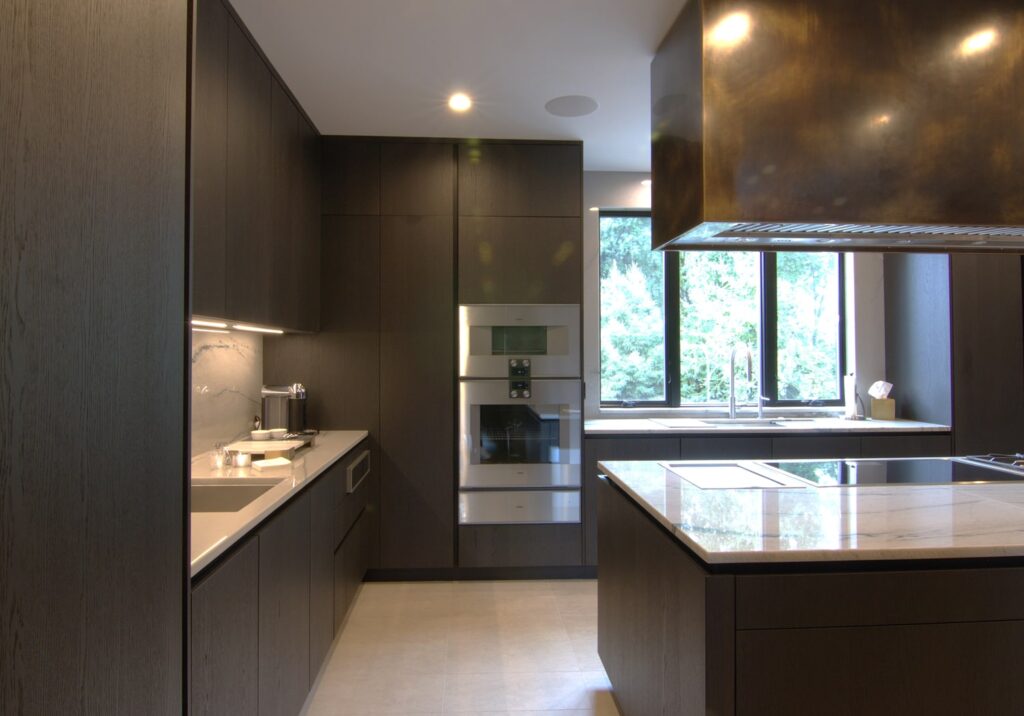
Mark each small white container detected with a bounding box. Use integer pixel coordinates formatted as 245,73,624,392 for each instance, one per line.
233,452,252,467
251,429,272,441
269,428,287,440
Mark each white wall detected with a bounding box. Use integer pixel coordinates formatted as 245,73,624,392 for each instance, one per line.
583,171,652,417
582,170,886,419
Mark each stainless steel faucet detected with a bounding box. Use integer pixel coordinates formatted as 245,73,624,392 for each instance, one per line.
729,348,753,419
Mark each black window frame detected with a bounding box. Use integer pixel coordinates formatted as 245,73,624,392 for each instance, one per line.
599,210,847,409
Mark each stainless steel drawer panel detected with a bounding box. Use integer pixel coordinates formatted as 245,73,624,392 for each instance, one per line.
458,489,581,525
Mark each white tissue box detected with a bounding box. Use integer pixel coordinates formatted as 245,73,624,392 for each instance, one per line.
871,398,896,421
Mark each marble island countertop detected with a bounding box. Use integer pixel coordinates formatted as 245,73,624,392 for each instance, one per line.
190,429,367,577
600,459,1024,566
586,416,950,435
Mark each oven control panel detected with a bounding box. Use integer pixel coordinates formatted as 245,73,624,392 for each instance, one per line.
508,358,531,378
509,379,531,399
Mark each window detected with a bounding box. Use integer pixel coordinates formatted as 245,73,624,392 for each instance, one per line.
599,212,846,407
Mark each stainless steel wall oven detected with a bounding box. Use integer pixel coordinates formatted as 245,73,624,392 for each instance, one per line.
458,304,582,525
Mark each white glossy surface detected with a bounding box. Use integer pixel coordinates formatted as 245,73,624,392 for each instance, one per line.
585,417,950,435
190,430,368,576
600,460,1024,564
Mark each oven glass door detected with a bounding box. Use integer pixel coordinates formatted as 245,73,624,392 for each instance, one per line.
459,304,580,378
459,379,581,489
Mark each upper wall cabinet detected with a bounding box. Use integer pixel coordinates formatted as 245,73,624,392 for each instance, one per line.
322,139,380,215
458,143,582,217
192,0,320,332
381,142,454,216
192,0,229,319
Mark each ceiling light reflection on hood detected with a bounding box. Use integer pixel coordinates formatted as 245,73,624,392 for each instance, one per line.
708,11,752,49
959,28,998,57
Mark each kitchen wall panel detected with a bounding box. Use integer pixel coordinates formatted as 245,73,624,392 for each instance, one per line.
0,0,186,711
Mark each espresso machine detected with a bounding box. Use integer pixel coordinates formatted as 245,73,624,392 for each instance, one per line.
261,383,309,433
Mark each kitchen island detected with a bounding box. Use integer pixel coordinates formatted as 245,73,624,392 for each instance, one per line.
597,459,1024,716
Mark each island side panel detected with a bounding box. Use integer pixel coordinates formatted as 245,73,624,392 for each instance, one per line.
597,476,735,716
736,620,1024,716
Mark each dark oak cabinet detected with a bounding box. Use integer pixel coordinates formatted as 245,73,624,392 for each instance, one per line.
192,0,229,318
380,215,455,569
192,0,320,330
458,216,582,304
191,538,259,716
458,143,582,217
308,460,341,685
258,492,311,716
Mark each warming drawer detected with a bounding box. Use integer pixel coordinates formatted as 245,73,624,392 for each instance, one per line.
458,489,581,525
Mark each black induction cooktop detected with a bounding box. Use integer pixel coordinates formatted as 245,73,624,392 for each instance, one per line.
763,457,1024,487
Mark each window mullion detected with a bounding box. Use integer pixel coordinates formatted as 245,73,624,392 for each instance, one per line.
665,251,681,407
761,253,779,403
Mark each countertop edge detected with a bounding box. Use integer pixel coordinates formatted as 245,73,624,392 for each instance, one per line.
585,418,951,436
190,429,369,578
598,462,1024,569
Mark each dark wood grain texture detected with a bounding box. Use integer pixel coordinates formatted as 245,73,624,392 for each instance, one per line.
736,621,1024,716
269,77,300,328
322,138,380,215
308,462,341,685
295,115,321,332
883,254,954,424
860,434,952,457
334,509,372,632
584,437,682,566
949,254,1024,454
259,492,311,716
264,215,380,433
191,538,259,716
192,0,229,318
736,567,1024,630
381,142,455,215
772,435,861,458
339,444,374,546
678,436,772,459
458,143,582,217
380,215,455,569
458,217,582,304
458,525,583,567
225,13,272,324
0,0,186,713
597,477,727,715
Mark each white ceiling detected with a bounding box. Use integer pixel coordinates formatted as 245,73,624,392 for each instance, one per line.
229,0,686,171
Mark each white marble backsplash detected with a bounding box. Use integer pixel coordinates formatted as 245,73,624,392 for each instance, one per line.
191,331,263,457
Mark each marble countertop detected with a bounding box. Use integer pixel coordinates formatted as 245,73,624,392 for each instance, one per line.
191,430,368,577
585,417,950,435
600,459,1024,566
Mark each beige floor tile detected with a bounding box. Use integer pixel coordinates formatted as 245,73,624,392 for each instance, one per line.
442,671,597,712
304,670,445,715
304,580,618,715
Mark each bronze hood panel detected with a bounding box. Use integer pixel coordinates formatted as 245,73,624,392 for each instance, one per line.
652,0,1024,252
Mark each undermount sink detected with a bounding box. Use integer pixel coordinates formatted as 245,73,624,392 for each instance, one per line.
191,478,285,513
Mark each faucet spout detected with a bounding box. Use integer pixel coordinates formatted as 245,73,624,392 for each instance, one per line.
728,345,757,419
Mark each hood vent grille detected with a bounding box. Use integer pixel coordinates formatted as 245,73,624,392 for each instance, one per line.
673,222,1024,253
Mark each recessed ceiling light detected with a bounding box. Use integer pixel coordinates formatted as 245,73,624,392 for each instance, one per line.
589,207,600,212
545,95,599,118
448,92,472,112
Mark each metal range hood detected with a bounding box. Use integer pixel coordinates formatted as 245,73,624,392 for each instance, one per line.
651,0,1024,253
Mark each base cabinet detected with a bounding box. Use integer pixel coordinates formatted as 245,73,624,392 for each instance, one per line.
190,441,376,716
598,476,1024,716
191,538,259,716
259,492,311,716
